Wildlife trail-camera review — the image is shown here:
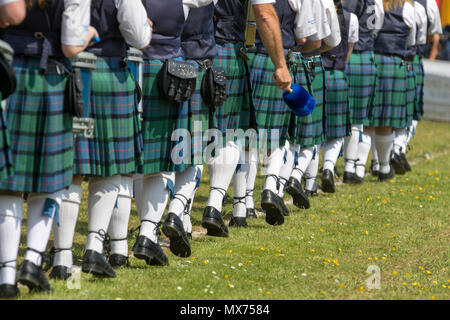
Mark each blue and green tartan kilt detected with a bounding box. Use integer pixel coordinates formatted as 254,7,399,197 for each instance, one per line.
405,61,416,126
324,69,351,139
141,59,189,174
365,54,407,128
0,56,73,193
248,51,292,149
74,57,143,177
212,43,251,134
345,51,377,124
294,55,326,148
0,96,14,181
413,55,424,121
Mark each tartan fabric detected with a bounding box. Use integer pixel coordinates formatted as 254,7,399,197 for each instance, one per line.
141,59,186,174
405,61,416,126
75,57,143,177
0,56,73,193
212,43,251,134
0,94,14,181
345,51,377,124
413,55,424,121
364,54,407,128
248,51,291,149
294,55,326,148
324,69,351,139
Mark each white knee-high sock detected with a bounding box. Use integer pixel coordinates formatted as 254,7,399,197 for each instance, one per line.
323,139,344,173
375,133,394,174
394,128,408,155
406,120,418,146
0,195,23,285
344,124,362,173
182,166,203,234
305,145,320,191
168,166,200,221
108,176,133,257
206,141,240,212
85,176,121,254
290,145,314,181
53,184,82,268
133,174,144,218
25,191,63,266
139,172,175,243
243,150,258,209
278,143,299,197
355,132,372,178
263,146,284,193
371,132,380,172
233,164,247,218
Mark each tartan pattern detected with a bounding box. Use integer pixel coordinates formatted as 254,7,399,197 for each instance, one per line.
141,59,185,174
324,69,351,139
0,56,73,193
413,55,424,121
405,61,416,126
345,51,377,124
294,55,326,148
365,54,407,128
248,51,291,149
212,43,251,134
0,94,14,181
75,57,143,177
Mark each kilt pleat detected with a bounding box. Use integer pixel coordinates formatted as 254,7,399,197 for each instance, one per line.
0,95,14,181
0,56,73,193
365,54,407,128
405,61,416,126
75,57,143,177
345,51,377,124
413,55,424,121
324,69,351,139
212,43,251,134
248,51,291,149
294,55,326,148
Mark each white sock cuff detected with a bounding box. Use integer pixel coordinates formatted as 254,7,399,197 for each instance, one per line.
89,175,122,191
118,176,134,198
0,195,24,219
62,184,82,204
28,190,63,207
376,132,394,143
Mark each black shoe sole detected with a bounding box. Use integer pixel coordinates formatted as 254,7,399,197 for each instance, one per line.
285,185,310,209
133,245,169,266
321,177,335,193
18,274,52,292
261,192,284,226
162,223,191,258
390,159,406,175
201,217,229,237
81,263,116,278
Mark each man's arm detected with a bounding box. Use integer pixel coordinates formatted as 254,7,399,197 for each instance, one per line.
252,3,292,91
428,33,440,60
0,0,25,28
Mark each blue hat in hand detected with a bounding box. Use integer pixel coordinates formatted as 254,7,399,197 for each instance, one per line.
283,83,316,117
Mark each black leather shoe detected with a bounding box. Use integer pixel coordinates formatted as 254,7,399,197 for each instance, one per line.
246,208,257,219
285,177,310,209
201,206,229,237
108,254,128,268
49,265,71,280
390,153,406,175
81,250,116,277
261,189,285,226
133,235,169,266
321,169,335,193
370,160,379,177
229,216,248,227
0,284,19,299
401,153,411,171
162,213,191,258
343,171,363,184
378,166,395,182
18,260,52,292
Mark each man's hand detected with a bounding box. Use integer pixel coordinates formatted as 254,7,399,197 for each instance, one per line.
273,66,292,92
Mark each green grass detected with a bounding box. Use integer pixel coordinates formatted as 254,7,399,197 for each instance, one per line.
17,120,450,300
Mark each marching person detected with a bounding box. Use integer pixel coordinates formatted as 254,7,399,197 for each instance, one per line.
75,0,151,278
285,0,341,205
343,0,384,183
320,0,359,193
203,0,292,236
364,0,416,182
0,0,96,297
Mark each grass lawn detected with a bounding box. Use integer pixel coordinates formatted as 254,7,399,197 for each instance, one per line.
16,120,450,300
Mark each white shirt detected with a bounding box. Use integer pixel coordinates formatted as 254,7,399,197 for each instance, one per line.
373,0,385,35
290,0,317,39
309,0,341,47
61,0,90,47
348,12,359,44
115,0,151,49
183,0,215,19
403,1,417,47
414,1,428,46
426,0,443,35
251,0,275,4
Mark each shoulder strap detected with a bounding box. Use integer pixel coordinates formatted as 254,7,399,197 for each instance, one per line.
245,0,257,47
